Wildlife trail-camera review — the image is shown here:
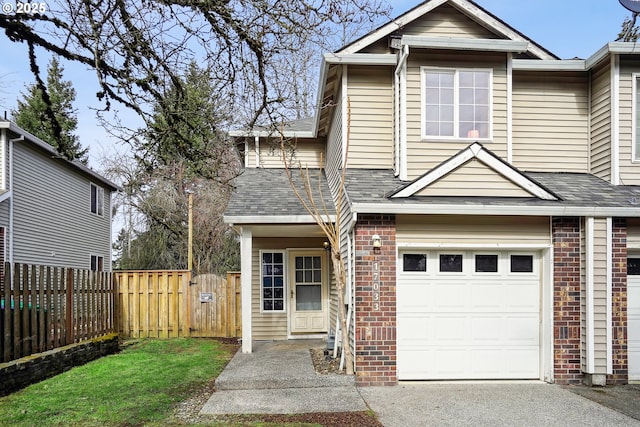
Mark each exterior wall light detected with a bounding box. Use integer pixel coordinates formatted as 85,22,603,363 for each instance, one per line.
323,241,330,251
372,234,382,249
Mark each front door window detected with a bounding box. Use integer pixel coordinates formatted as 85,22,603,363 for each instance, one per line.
295,256,322,311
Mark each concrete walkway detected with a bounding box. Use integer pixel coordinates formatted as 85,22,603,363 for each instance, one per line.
200,340,366,414
200,340,640,425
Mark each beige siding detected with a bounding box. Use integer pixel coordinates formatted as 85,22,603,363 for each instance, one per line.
396,215,550,245
245,138,325,169
512,72,589,172
591,61,612,181
251,237,326,341
581,218,609,374
405,51,508,179
619,58,640,185
629,218,640,249
401,3,499,39
347,65,394,169
415,159,533,197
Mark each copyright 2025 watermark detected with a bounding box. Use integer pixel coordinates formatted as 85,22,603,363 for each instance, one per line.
2,2,48,14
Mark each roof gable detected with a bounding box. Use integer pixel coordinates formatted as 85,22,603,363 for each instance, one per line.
339,0,557,59
390,142,559,200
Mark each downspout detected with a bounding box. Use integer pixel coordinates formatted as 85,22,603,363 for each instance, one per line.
254,136,260,168
606,217,613,374
8,134,23,264
394,45,409,180
611,55,620,185
507,54,513,163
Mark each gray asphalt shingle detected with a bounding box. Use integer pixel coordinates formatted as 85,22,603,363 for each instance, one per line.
225,168,640,220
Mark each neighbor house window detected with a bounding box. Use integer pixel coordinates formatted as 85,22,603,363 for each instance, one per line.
90,255,104,272
261,252,285,312
423,67,491,139
90,183,104,216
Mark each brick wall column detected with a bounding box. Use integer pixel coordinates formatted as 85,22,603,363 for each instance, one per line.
354,214,397,386
610,218,628,384
553,217,582,384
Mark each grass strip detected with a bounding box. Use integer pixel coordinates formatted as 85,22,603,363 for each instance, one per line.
0,338,233,427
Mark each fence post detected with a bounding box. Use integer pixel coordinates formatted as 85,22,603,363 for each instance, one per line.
65,268,74,345
2,263,11,362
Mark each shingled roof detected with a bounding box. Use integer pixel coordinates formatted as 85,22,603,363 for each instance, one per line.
225,168,335,222
225,167,640,223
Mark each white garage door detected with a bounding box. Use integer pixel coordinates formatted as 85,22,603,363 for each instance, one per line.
628,257,640,382
397,250,541,380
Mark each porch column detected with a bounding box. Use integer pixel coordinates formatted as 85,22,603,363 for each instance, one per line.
240,227,253,353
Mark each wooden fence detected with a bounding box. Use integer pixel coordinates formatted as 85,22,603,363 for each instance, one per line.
115,271,241,339
1,263,114,363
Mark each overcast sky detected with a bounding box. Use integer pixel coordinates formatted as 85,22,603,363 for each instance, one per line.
0,0,634,166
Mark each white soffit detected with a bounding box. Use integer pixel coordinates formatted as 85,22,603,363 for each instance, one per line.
512,59,586,71
390,142,558,201
323,53,397,65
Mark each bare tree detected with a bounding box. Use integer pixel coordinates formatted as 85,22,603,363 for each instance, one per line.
281,99,354,374
0,0,390,139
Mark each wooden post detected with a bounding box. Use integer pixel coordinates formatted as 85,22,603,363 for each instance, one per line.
65,268,74,345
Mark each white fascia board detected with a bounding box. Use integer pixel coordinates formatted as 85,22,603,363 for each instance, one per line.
391,148,475,198
228,129,315,138
397,242,551,249
338,0,449,54
223,214,336,224
323,53,397,65
585,42,640,70
474,150,557,200
402,35,528,53
352,203,640,217
512,59,586,71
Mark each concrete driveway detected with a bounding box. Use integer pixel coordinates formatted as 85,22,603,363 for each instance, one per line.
359,383,640,426
202,340,640,425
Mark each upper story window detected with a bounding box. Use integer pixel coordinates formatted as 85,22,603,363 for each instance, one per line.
90,255,104,272
90,183,104,216
422,67,491,140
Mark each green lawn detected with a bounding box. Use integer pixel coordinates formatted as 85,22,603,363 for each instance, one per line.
0,338,235,427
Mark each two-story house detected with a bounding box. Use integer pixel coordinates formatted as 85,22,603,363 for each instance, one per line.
0,120,118,273
225,0,640,386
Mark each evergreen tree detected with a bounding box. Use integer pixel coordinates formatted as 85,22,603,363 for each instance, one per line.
619,16,640,42
12,57,89,163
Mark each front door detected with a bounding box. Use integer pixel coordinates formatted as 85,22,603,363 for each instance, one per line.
289,251,328,334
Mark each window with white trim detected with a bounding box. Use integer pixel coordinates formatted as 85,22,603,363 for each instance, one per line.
90,183,104,216
261,251,285,312
422,67,491,140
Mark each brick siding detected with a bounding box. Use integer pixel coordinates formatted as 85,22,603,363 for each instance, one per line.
552,217,582,384
610,218,628,384
354,214,397,386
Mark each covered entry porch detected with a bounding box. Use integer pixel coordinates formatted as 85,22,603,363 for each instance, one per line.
237,224,335,353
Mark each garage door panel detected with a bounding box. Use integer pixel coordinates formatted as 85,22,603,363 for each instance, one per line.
398,250,541,380
629,273,640,381
435,282,467,309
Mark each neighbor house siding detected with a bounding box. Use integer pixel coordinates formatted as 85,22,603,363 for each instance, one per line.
512,71,589,172
347,65,394,169
11,141,111,270
396,215,550,245
591,60,612,181
619,58,640,185
405,51,508,179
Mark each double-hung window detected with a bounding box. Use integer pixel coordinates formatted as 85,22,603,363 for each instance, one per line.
261,251,285,312
422,67,491,140
90,183,104,216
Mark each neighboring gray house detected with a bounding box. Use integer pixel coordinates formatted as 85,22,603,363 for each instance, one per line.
0,120,119,272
